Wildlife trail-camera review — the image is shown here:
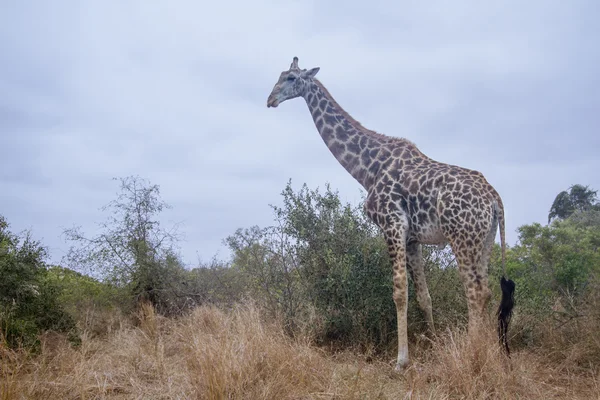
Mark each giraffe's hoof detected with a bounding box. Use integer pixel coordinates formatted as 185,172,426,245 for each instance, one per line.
394,360,410,373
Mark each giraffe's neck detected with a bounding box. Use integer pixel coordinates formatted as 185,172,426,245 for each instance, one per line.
303,80,397,191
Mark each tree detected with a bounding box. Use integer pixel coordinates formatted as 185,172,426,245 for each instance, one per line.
62,176,187,314
548,184,599,223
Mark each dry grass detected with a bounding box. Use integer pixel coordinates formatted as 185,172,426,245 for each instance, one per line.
405,321,599,399
1,303,400,399
1,303,598,399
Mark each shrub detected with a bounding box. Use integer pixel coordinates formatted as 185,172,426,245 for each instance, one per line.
0,216,77,350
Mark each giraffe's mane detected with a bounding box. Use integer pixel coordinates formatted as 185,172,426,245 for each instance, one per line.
313,79,414,147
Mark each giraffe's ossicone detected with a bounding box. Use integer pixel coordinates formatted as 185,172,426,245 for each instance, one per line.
267,57,515,371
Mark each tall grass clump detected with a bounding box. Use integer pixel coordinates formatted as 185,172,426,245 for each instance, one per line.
405,318,598,399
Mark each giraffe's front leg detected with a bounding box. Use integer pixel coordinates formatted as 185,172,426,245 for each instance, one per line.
383,214,410,371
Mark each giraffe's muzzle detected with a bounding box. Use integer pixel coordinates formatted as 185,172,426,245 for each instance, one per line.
267,95,279,108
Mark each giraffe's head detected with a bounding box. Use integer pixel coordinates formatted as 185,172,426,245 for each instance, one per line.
267,57,320,108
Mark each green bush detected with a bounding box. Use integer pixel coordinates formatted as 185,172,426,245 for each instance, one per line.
0,216,77,350
488,207,600,349
227,181,463,352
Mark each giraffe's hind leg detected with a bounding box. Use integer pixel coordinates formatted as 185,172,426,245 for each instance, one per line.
451,236,492,332
406,241,435,333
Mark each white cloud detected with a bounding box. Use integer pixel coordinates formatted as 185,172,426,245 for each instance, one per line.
1,0,598,266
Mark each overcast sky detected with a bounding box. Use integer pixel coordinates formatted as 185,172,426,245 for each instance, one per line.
1,1,599,268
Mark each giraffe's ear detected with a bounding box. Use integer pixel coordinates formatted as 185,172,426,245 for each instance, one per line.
300,67,320,79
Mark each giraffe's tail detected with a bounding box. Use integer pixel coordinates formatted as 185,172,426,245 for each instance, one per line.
494,199,515,356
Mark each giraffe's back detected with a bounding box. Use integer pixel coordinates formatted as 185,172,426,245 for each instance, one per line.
371,148,500,246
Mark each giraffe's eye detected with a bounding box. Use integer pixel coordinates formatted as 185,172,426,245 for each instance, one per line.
287,75,296,81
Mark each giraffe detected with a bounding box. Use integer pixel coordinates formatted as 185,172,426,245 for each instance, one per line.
266,57,515,371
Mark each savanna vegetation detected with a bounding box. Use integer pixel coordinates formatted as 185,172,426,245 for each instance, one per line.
2,177,599,399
